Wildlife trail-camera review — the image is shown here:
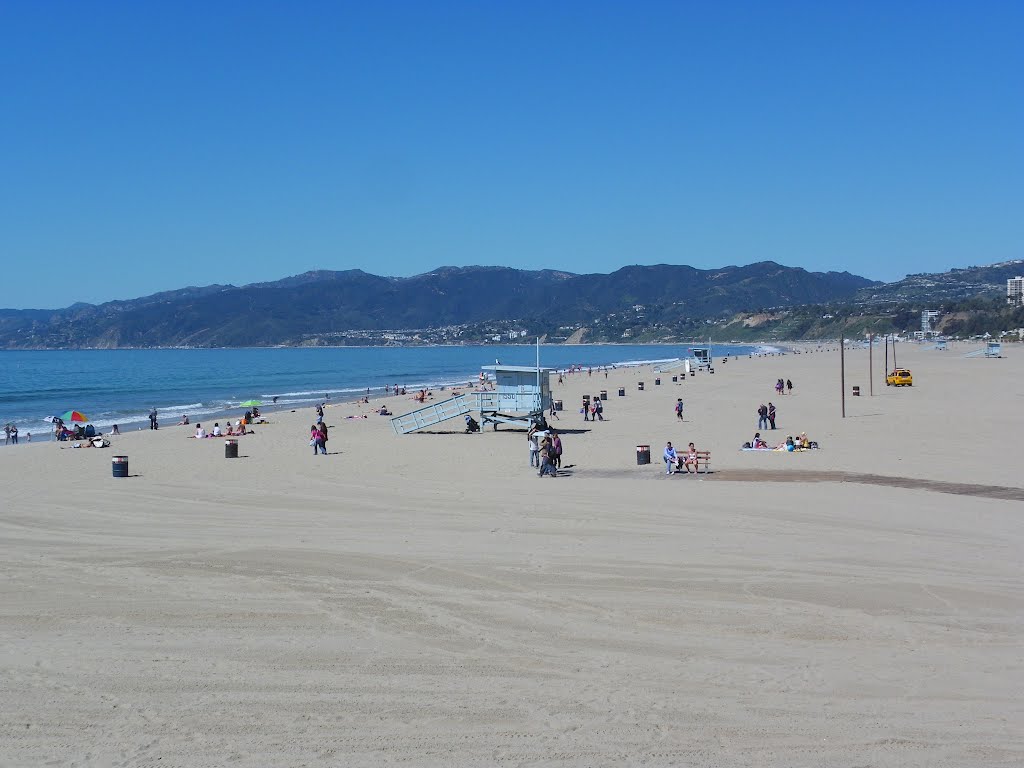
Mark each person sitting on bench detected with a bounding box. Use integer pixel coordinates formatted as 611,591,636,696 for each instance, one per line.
682,442,699,473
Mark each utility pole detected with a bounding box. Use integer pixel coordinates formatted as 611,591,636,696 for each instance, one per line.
869,332,874,396
885,334,890,382
840,328,846,418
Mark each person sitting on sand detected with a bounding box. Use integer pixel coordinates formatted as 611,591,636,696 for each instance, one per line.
179,415,190,426
752,432,767,449
377,406,391,416
212,422,222,437
195,424,206,439
111,424,120,435
682,442,699,473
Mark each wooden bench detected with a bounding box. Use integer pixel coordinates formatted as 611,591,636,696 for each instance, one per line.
676,450,711,474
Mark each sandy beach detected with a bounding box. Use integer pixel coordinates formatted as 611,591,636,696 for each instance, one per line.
1,343,1021,766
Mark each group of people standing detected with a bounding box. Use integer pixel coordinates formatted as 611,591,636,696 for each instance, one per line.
3,423,21,445
758,378,794,430
582,396,604,421
757,402,777,430
528,424,562,477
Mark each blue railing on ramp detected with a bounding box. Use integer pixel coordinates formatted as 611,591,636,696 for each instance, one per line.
391,395,473,435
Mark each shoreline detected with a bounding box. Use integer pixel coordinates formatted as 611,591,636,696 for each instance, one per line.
1,343,776,444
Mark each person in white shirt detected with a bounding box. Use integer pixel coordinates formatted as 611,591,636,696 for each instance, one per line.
212,423,222,437
663,441,678,474
195,424,206,439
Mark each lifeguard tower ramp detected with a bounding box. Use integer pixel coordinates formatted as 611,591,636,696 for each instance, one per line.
390,394,472,435
963,342,1002,359
654,359,686,373
477,365,554,431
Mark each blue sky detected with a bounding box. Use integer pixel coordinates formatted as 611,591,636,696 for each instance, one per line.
1,1,1020,309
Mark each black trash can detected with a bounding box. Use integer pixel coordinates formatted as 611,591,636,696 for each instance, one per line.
655,378,661,385
554,399,563,411
638,381,645,391
600,390,607,400
225,439,239,458
636,445,651,465
672,376,678,382
618,387,625,396
112,456,128,478
709,368,715,374
852,386,860,397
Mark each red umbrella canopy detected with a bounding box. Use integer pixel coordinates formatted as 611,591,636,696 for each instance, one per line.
60,410,89,423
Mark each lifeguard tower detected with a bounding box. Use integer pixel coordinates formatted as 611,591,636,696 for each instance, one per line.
390,364,553,434
476,365,554,430
691,347,712,369
985,341,1002,358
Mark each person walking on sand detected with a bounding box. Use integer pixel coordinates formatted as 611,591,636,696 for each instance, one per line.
594,398,604,421
9,424,18,445
582,397,590,422
768,402,777,430
149,408,158,430
675,399,684,421
786,378,793,395
3,424,9,445
663,441,678,474
757,403,769,430
552,431,563,469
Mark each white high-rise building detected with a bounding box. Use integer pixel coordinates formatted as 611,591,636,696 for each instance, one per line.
1008,277,1024,305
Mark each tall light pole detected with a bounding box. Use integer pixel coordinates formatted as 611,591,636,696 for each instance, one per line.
869,332,874,396
885,334,890,383
840,328,846,418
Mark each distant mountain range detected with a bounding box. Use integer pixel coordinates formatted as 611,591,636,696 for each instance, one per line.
0,258,1015,348
0,262,875,348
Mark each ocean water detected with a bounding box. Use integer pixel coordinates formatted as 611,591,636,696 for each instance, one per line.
0,344,769,441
